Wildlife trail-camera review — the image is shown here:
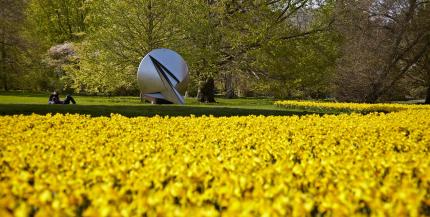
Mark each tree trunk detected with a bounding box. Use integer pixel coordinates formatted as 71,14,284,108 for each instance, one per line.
1,39,7,91
425,85,430,104
364,87,380,103
2,76,7,91
140,91,144,103
224,72,236,99
365,93,379,103
198,77,216,103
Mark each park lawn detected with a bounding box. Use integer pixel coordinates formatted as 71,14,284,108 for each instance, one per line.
0,92,320,117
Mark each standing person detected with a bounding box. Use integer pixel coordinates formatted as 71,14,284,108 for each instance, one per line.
48,91,76,104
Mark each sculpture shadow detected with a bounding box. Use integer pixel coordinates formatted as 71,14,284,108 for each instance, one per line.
0,104,328,117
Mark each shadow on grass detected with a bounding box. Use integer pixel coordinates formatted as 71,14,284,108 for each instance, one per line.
0,104,326,117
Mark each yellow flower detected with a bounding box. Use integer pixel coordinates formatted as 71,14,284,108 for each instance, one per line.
1,103,429,216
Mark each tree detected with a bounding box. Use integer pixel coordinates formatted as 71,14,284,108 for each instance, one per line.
406,1,430,104
0,0,27,90
424,56,430,104
334,0,430,102
178,0,337,101
26,0,88,43
249,0,339,99
11,0,90,92
68,0,181,94
47,42,78,91
176,0,225,102
405,46,430,104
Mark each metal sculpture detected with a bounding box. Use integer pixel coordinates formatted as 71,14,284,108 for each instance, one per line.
137,48,189,104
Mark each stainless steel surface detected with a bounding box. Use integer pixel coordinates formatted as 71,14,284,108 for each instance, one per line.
137,48,189,104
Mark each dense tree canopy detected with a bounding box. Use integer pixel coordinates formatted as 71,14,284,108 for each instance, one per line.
1,0,429,103
334,0,430,102
0,0,27,90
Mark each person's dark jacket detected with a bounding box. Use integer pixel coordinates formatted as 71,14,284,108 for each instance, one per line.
49,93,61,104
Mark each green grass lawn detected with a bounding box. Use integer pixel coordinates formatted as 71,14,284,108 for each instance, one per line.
0,91,321,117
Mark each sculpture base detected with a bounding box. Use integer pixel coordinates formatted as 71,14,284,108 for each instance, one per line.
142,95,174,104
154,98,173,104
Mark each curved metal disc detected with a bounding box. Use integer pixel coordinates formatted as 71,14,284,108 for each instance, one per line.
137,48,189,104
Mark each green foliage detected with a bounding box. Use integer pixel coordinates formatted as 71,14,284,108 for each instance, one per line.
235,0,340,99
175,0,226,88
4,0,343,100
26,0,88,43
254,30,340,99
0,0,26,90
67,0,181,94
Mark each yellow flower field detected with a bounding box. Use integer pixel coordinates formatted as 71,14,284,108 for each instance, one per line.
1,109,430,216
275,100,430,112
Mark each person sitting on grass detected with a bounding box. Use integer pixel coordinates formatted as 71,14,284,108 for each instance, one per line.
48,91,76,104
